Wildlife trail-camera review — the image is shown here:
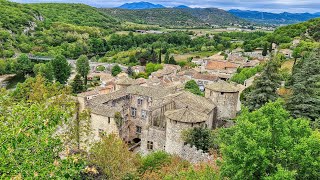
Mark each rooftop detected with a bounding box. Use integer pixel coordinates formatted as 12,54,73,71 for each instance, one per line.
165,107,208,123
206,60,239,70
205,81,239,93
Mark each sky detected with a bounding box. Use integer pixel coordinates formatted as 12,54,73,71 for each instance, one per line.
10,0,320,13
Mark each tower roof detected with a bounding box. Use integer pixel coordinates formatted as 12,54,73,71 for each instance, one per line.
164,107,208,123
205,80,239,93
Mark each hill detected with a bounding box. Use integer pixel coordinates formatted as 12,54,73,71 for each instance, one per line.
0,0,119,58
118,2,165,9
31,3,119,29
274,18,320,41
229,9,320,25
101,8,247,28
174,5,190,9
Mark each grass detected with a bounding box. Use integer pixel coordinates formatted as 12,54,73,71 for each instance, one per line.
173,51,217,62
281,60,295,72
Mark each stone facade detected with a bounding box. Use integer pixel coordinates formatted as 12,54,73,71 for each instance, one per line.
83,81,239,162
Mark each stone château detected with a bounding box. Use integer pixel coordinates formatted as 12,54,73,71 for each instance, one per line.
80,80,239,160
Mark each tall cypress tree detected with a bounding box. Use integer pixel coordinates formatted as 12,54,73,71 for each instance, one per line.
243,57,281,111
262,43,268,56
286,51,320,121
164,52,170,64
158,49,162,64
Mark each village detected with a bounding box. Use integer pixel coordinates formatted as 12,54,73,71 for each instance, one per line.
75,46,292,162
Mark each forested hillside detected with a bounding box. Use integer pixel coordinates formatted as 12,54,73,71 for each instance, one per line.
0,0,119,59
274,18,320,41
101,8,247,28
31,3,119,29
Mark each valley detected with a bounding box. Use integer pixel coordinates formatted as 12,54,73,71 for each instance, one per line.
1,0,320,179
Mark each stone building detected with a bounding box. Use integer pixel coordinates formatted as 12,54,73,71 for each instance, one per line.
83,81,239,161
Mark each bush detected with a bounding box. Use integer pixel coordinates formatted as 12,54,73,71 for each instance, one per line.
96,65,105,72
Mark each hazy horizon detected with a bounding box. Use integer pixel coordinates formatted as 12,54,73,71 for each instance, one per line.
10,0,320,13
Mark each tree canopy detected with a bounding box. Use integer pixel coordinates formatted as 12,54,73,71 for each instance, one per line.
219,100,320,179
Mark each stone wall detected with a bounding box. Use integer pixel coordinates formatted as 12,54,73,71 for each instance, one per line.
180,144,213,163
90,113,119,142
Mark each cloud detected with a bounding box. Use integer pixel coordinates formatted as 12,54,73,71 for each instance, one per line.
10,0,320,13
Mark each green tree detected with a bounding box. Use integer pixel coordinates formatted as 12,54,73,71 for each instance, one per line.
76,55,90,85
0,77,86,179
111,64,122,76
164,52,170,64
219,101,320,180
129,55,137,64
242,58,281,111
33,63,54,82
185,80,203,96
169,56,177,65
286,51,320,121
15,54,33,75
89,134,140,179
262,43,268,56
145,63,163,75
182,127,215,152
292,47,302,65
127,66,133,77
158,50,162,64
269,42,273,53
51,54,71,84
71,74,84,94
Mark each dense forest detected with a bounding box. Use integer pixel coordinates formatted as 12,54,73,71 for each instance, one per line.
101,8,248,28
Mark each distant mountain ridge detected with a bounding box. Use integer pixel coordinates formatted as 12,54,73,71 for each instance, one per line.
229,9,320,24
174,5,190,9
118,1,165,9
101,7,248,28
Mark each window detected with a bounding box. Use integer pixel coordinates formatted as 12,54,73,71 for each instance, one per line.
108,117,111,124
136,126,142,134
131,107,137,117
147,141,153,150
141,110,147,119
137,98,143,106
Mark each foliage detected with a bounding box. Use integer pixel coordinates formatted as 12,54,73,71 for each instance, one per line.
51,54,71,84
12,75,66,102
165,165,219,180
169,56,177,65
182,127,216,152
71,74,85,94
286,51,320,121
15,54,34,75
111,64,122,76
218,101,320,180
89,134,140,180
230,65,263,84
0,59,16,75
31,3,118,29
76,55,89,85
262,43,268,56
0,75,86,179
145,62,163,75
33,63,54,82
101,8,246,28
185,80,204,96
139,151,172,174
96,65,105,72
242,57,281,111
